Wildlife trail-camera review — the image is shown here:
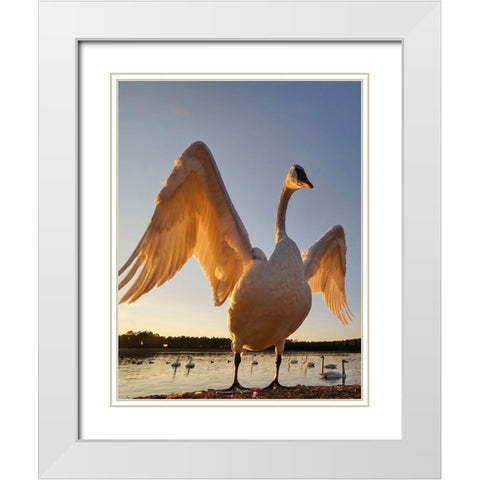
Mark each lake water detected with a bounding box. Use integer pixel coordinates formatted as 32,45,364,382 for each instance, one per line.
118,350,361,399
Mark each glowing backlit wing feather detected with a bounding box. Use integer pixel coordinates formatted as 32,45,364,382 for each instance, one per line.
301,225,352,325
118,142,253,306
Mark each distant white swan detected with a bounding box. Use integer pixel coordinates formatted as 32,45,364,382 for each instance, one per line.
171,356,181,368
185,356,195,369
251,354,258,366
288,354,298,365
321,355,337,370
302,354,315,368
119,142,352,389
321,359,348,379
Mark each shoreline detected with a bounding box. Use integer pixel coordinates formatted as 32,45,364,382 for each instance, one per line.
135,384,361,400
119,348,361,354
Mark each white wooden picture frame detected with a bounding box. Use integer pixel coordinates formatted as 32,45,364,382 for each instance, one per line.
39,1,440,477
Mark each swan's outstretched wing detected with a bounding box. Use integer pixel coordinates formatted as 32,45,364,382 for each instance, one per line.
119,142,253,306
302,225,352,325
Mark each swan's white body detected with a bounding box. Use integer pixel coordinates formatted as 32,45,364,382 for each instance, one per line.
228,237,312,353
289,355,298,365
301,354,314,368
171,356,181,368
321,355,337,370
323,371,341,379
119,142,352,388
185,356,195,369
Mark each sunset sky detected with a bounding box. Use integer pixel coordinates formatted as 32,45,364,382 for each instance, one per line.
117,80,362,342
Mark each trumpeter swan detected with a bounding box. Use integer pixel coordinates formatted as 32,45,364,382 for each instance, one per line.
185,356,195,369
321,355,337,369
251,354,258,365
302,354,315,368
171,356,181,368
288,354,298,365
321,359,348,379
119,142,352,389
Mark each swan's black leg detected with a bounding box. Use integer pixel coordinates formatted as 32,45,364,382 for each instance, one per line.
222,353,244,391
264,354,285,389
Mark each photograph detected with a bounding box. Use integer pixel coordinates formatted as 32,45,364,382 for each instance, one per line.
115,79,363,401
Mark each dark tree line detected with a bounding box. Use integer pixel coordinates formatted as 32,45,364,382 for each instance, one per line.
118,331,361,352
118,331,231,350
284,338,361,352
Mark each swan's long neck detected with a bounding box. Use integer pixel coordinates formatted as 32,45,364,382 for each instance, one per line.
342,363,345,375
275,186,294,244
321,357,324,374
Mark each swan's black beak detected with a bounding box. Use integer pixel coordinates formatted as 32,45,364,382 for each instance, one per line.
294,165,313,189
299,172,313,189
303,178,313,189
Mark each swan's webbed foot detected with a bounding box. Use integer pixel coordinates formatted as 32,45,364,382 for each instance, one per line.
219,380,245,392
263,379,286,390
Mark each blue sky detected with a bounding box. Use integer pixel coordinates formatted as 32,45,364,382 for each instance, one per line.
117,80,362,341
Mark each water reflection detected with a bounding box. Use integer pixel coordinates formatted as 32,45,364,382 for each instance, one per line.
118,351,361,399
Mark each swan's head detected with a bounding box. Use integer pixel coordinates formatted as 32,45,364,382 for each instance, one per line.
285,165,314,190
252,247,267,262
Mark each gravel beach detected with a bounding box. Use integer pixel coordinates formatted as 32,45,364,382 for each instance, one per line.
136,384,361,400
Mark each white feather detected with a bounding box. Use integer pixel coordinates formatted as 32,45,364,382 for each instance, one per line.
118,142,252,306
302,225,353,325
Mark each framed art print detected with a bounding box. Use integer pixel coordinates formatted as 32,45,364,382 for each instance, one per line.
39,1,440,478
